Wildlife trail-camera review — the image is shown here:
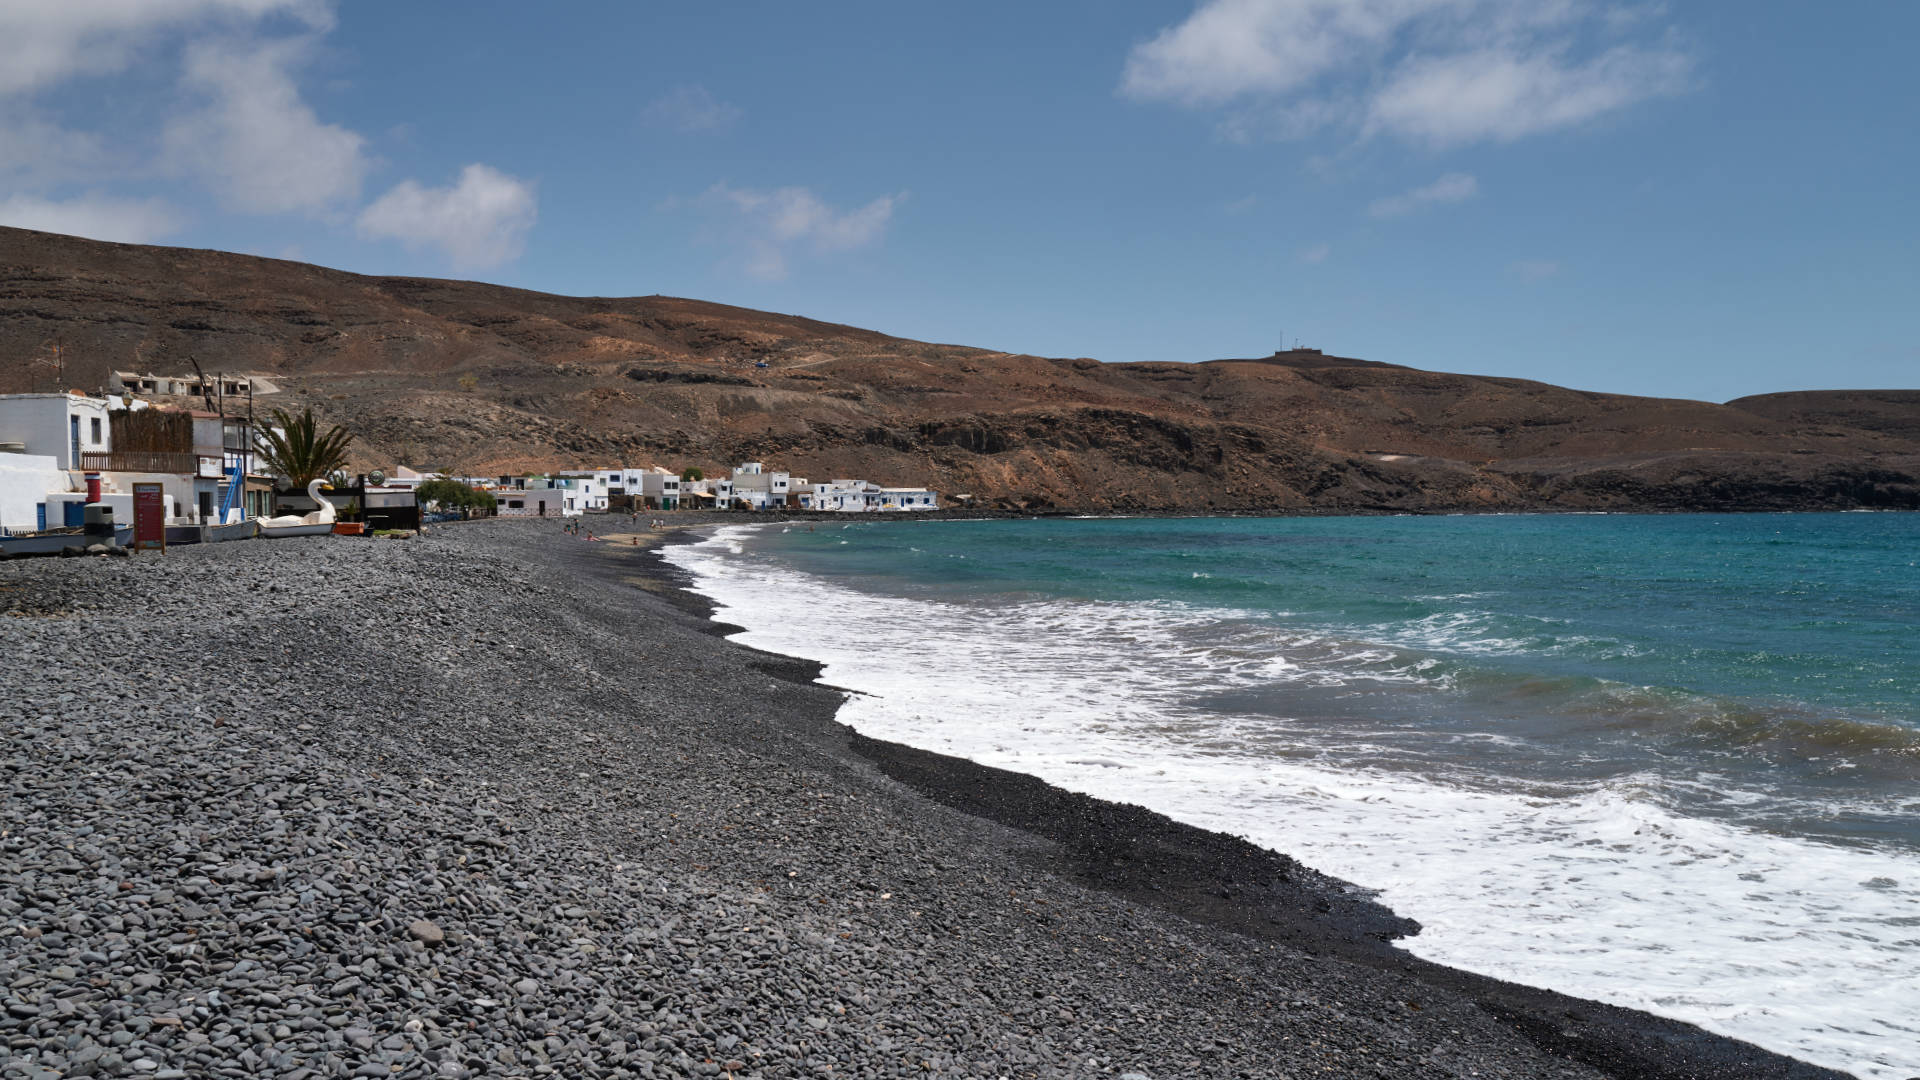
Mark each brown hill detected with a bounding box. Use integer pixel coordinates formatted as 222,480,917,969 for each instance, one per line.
3,225,1916,511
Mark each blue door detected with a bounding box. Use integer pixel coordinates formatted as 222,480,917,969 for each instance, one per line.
63,502,85,527
36,503,46,531
69,416,80,465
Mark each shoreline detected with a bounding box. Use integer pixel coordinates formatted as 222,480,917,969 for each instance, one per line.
0,519,1848,1079
633,518,1852,1080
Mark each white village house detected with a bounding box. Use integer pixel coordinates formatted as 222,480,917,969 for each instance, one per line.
680,474,735,509
636,467,682,509
491,476,585,517
794,478,939,512
729,462,793,510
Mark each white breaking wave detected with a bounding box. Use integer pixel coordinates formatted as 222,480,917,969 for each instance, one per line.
666,527,1920,1079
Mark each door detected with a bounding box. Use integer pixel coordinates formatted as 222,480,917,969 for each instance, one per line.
199,490,214,523
69,416,80,465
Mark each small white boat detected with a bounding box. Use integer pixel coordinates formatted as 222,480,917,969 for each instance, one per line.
203,519,258,543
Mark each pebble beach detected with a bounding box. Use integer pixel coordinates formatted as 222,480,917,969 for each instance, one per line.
0,519,1847,1079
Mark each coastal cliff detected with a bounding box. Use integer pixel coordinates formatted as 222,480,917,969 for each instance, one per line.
3,225,1916,512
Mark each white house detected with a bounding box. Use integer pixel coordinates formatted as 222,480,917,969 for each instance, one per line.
682,476,734,509
582,466,687,510
637,467,682,509
729,462,792,510
585,468,636,506
876,486,940,510
797,479,877,511
556,471,613,511
494,477,585,517
0,393,114,470
796,478,939,512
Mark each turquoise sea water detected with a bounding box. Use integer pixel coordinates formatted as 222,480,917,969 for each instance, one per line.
668,513,1920,1077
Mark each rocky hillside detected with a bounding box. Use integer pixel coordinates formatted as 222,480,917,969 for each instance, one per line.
3,225,1916,511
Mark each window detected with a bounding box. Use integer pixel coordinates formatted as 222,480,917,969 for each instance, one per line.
90,417,102,444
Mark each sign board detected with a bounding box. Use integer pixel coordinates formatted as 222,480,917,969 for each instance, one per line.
132,483,166,552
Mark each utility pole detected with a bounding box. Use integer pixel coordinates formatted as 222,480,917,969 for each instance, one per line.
189,356,217,415
31,339,64,392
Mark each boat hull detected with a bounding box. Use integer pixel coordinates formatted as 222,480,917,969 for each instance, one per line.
0,523,135,557
204,520,258,543
257,522,336,538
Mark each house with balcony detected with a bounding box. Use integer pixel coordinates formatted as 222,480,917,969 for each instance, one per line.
581,466,684,510
681,475,735,509
558,470,617,511
71,407,272,525
492,476,585,517
729,461,793,510
637,467,682,509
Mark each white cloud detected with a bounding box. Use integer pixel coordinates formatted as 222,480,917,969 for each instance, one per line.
704,184,904,280
1123,0,1428,106
0,2,353,221
1368,42,1689,143
644,85,743,132
357,164,538,271
1510,258,1560,280
1298,242,1331,264
1368,171,1478,217
1121,0,1692,146
0,112,112,188
163,35,369,215
0,193,183,244
0,0,328,97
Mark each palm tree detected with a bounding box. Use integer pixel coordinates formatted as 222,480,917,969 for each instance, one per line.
255,407,354,486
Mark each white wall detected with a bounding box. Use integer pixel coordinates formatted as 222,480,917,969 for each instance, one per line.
0,452,71,532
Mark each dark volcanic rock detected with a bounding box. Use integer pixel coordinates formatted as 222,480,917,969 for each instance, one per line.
0,519,1851,1079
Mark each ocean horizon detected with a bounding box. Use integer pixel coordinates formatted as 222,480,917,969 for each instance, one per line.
667,512,1920,1080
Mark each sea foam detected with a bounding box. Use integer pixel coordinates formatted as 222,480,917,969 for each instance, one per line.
667,526,1920,1079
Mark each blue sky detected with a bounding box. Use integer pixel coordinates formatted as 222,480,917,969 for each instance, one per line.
2,1,1914,402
